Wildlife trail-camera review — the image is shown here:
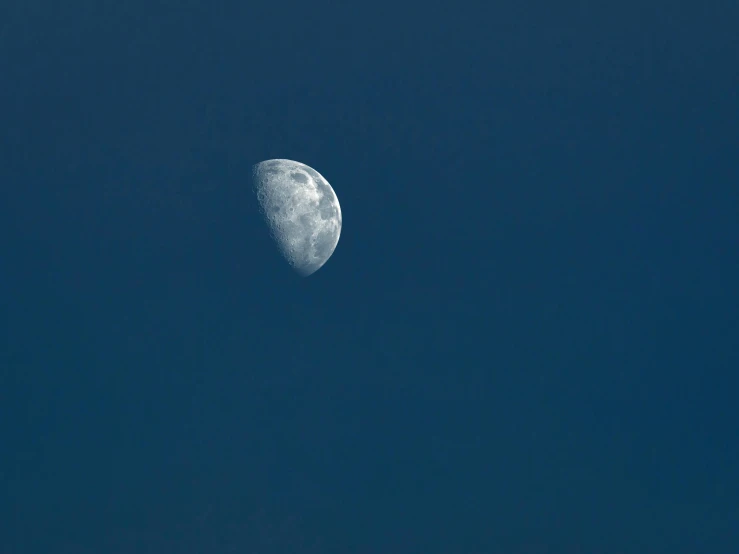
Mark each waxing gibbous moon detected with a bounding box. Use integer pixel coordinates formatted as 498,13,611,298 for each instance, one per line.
251,159,342,277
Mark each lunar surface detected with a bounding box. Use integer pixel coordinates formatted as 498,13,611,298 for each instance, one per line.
251,159,342,277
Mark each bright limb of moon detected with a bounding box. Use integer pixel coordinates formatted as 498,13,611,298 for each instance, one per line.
251,159,342,277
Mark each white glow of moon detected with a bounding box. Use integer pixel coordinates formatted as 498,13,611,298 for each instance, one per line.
251,159,342,276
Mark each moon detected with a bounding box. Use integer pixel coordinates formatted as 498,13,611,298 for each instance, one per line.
251,159,342,277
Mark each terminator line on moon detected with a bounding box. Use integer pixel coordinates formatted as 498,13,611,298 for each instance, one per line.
251,159,342,277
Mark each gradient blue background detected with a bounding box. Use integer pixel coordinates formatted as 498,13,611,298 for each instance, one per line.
1,2,738,552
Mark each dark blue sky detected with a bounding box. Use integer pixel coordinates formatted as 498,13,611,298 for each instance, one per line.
1,2,738,553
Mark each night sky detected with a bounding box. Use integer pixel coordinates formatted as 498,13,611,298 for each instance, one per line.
1,2,738,553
